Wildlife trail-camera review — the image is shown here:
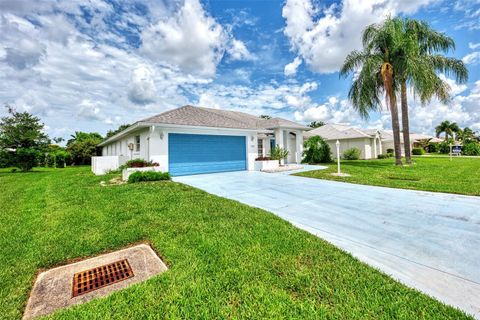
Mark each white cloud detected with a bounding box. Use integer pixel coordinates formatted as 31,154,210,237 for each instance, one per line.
128,65,157,105
462,51,480,65
140,0,228,77
284,56,302,76
469,42,480,50
282,0,435,74
227,39,253,61
191,81,320,118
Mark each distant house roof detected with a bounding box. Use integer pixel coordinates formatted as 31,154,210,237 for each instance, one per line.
99,105,309,146
305,123,378,140
141,105,309,130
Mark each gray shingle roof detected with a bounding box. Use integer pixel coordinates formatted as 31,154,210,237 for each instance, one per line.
140,105,309,130
305,124,375,140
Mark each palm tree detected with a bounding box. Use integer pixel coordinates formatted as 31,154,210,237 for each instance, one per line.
395,19,468,164
435,120,461,141
340,17,403,165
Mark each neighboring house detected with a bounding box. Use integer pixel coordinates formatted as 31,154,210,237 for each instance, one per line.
306,123,441,158
305,124,383,159
94,105,310,176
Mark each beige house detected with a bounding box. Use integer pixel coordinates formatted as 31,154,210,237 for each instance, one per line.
306,124,442,159
305,124,383,159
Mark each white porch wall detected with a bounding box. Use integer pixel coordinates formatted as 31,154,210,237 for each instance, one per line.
295,130,304,163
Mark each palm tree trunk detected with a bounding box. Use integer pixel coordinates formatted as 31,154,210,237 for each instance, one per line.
400,81,412,164
390,94,403,166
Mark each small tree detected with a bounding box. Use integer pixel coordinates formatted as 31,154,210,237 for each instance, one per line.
270,146,289,165
308,121,325,128
15,148,41,171
0,106,49,171
302,136,332,163
259,115,272,120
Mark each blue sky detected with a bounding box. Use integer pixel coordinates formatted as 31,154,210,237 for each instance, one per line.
0,0,479,140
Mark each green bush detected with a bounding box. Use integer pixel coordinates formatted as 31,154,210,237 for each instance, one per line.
427,142,439,153
15,148,40,171
438,141,451,154
386,148,394,154
462,142,480,156
342,147,361,160
128,171,170,183
302,136,332,163
377,154,390,159
412,148,425,155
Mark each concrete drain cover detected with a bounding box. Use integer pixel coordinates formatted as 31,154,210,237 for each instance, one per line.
24,244,167,319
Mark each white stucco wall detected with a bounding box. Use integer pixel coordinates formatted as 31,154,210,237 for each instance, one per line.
101,125,258,172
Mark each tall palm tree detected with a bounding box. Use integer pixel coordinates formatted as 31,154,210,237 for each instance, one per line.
340,17,403,165
395,19,468,164
435,120,461,141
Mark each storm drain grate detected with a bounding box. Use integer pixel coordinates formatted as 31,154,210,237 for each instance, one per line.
72,259,134,297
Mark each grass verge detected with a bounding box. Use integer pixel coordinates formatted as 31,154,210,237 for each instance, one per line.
296,157,480,196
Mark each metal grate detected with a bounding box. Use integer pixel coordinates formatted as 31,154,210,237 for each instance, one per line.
72,259,134,297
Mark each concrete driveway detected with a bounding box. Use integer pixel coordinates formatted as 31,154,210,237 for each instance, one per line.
175,168,480,318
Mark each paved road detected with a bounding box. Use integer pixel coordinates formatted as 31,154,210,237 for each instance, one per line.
175,169,480,318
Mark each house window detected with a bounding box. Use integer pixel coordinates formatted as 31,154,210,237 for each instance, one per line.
135,135,140,152
258,139,263,157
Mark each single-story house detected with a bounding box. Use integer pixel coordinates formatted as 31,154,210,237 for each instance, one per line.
305,124,383,159
93,105,310,176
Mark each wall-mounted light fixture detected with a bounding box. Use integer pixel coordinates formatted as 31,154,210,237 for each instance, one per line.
250,135,254,142
159,131,164,140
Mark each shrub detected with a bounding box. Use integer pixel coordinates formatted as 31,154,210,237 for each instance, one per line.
125,158,159,168
438,141,451,154
270,146,289,165
377,154,390,159
412,148,425,155
386,148,394,154
462,142,480,156
427,142,439,153
128,171,170,183
15,148,40,171
342,147,361,160
302,136,332,163
387,152,394,158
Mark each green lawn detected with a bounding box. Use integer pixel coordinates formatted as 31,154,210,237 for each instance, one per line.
0,167,472,319
297,157,480,196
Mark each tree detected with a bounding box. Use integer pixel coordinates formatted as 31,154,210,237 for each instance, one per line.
435,121,461,141
340,17,403,165
259,115,271,120
458,127,478,143
66,131,103,165
106,124,130,139
67,131,103,147
308,121,325,128
302,136,332,163
0,105,49,149
0,106,49,171
395,19,467,164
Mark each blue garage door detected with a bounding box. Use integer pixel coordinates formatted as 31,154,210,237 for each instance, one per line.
169,133,247,176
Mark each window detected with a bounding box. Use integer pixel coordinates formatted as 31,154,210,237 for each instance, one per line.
258,139,263,157
135,135,140,152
